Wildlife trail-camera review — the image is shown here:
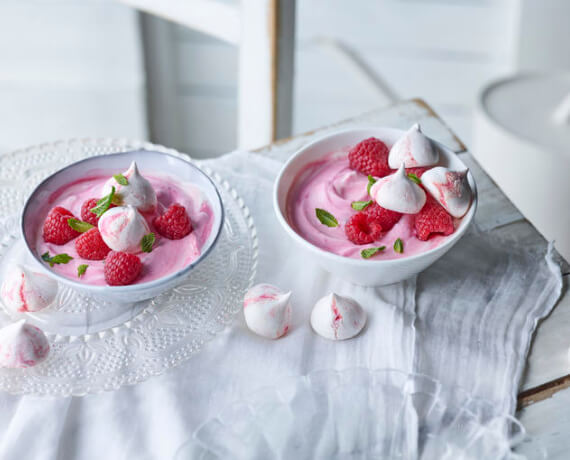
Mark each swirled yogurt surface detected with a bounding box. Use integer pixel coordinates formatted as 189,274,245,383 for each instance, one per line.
35,172,214,285
286,151,451,260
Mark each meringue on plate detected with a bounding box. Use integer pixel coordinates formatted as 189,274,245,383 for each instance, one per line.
369,163,426,214
243,284,292,339
422,167,472,218
1,265,57,314
388,123,438,169
310,293,366,340
0,320,50,368
102,161,157,213
98,205,151,253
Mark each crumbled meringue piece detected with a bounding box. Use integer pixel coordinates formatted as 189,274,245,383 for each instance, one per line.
243,283,292,339
98,205,150,253
102,161,157,213
369,163,426,214
311,293,366,340
1,265,57,314
0,320,50,368
388,123,438,168
422,167,472,218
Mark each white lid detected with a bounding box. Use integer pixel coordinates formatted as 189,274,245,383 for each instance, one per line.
480,74,570,154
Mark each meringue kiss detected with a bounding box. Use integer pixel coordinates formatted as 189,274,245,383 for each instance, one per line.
1,265,57,314
388,123,438,168
310,293,366,341
422,167,472,218
0,320,50,368
243,284,292,339
102,161,157,213
369,163,426,214
98,205,150,253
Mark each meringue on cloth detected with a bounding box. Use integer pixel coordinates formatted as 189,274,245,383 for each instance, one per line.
369,163,426,214
1,265,57,314
310,293,366,340
422,167,473,218
388,123,438,168
0,320,50,368
243,284,292,339
102,161,157,213
98,205,150,253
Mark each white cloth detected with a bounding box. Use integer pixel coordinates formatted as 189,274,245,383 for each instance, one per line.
0,151,562,460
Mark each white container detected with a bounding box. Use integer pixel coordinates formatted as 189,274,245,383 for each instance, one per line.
473,74,570,261
273,127,477,286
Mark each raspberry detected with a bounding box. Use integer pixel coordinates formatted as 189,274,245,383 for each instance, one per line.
406,167,430,178
348,138,391,177
104,251,142,286
42,207,81,245
414,197,455,241
345,213,383,245
363,203,402,232
81,198,116,226
75,228,111,260
153,203,193,240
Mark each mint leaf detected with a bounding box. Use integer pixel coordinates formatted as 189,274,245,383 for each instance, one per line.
367,175,377,196
394,238,404,254
360,246,386,259
407,173,421,185
141,233,156,253
315,208,338,227
113,173,128,186
67,218,94,233
90,186,115,218
351,200,373,211
41,252,73,267
77,264,88,278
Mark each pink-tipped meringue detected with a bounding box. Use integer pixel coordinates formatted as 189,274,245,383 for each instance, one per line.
422,167,472,218
388,123,438,168
0,320,49,368
1,265,57,314
102,161,157,213
243,284,292,339
369,163,426,214
98,205,150,253
310,293,366,340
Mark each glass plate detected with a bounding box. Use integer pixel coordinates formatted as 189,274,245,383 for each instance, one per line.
176,368,545,460
0,138,257,396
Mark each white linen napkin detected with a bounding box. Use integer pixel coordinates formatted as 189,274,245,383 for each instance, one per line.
0,149,562,460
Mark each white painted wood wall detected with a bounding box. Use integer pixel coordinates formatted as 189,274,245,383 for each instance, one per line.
0,0,555,158
0,0,146,154
146,0,521,157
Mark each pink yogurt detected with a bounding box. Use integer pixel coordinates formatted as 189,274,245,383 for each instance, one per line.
36,173,215,285
286,151,453,260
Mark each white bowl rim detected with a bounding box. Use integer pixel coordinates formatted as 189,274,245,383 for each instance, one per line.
20,149,225,293
273,127,478,267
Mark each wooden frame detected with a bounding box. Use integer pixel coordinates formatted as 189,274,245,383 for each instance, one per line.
118,0,295,150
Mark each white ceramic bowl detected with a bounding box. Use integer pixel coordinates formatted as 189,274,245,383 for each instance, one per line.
273,127,477,286
21,149,224,302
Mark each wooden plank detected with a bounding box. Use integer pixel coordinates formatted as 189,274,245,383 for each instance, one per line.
516,384,570,458
238,0,295,149
255,98,466,157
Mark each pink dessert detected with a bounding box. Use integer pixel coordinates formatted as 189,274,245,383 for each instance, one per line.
286,130,472,260
35,165,215,286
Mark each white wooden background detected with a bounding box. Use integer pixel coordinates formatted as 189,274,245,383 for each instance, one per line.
0,0,520,157
0,0,147,153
